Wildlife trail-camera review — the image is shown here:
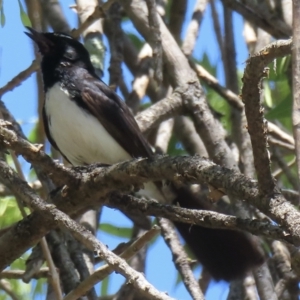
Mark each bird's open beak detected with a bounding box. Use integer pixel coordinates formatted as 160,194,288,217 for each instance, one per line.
25,27,54,55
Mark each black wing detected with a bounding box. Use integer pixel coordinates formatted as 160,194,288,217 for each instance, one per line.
73,74,154,159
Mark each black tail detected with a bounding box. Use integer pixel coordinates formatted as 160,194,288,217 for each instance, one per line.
173,187,265,281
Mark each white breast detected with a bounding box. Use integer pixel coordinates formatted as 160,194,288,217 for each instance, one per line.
45,83,131,166
45,83,166,202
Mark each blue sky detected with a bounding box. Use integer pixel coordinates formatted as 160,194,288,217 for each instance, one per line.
0,0,248,299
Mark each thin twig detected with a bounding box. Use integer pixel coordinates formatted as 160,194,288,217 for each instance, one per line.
0,268,49,279
9,151,28,217
210,0,224,61
198,268,211,295
191,61,243,110
64,226,161,300
267,122,294,147
253,262,278,300
155,118,174,153
71,0,115,39
23,245,45,283
168,0,187,41
273,157,296,179
136,90,183,134
0,280,20,300
0,60,39,98
292,0,300,189
107,2,123,90
158,218,204,300
40,0,71,33
45,231,81,295
272,149,298,189
182,0,208,55
273,241,298,298
0,1,113,98
39,238,63,300
9,149,62,299
75,0,106,78
125,43,152,113
174,116,208,156
145,0,163,84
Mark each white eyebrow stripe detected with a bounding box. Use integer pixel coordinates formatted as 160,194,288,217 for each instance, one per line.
53,33,73,39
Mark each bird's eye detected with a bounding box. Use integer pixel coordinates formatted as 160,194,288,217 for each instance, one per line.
64,47,77,61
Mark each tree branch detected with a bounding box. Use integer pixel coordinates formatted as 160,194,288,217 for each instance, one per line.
220,0,291,39
0,268,49,280
64,226,160,300
145,0,162,84
292,0,300,186
158,218,204,300
0,147,297,271
0,60,39,98
242,39,292,195
0,160,173,300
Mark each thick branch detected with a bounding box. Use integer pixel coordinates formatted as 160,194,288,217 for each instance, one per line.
1,120,300,269
0,151,298,271
0,160,173,300
0,121,77,186
242,39,292,195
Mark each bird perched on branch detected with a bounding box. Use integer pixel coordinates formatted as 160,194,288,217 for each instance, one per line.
25,27,264,281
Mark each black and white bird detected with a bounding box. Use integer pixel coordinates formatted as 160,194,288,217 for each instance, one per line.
25,27,163,201
25,27,264,281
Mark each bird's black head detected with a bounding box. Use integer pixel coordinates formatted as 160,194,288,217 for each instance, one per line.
25,27,96,87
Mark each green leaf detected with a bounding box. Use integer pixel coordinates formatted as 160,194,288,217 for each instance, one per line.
99,223,132,238
167,135,187,156
206,88,231,133
175,271,182,287
197,52,217,77
33,277,47,296
140,101,152,111
272,79,291,105
101,276,110,295
17,0,31,27
265,95,292,120
0,197,23,227
127,33,144,51
264,81,273,107
28,123,39,143
0,197,9,216
0,4,5,28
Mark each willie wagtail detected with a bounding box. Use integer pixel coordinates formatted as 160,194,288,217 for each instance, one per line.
25,28,264,281
25,27,163,201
